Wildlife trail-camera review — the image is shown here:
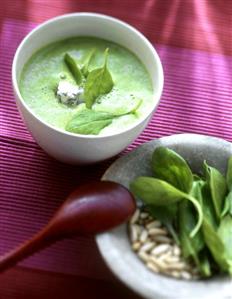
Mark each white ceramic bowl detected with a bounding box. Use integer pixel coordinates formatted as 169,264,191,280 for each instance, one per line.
12,13,163,164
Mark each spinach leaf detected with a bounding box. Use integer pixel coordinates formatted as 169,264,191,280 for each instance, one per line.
148,205,179,245
81,48,96,77
221,157,232,217
179,181,211,277
186,179,215,276
190,180,205,205
201,183,218,229
204,161,227,221
152,147,193,193
202,218,228,272
130,177,189,206
218,215,232,274
94,97,142,116
198,251,211,277
84,48,114,109
68,119,112,135
65,101,139,135
178,201,204,265
130,177,203,237
198,182,228,271
226,156,232,190
193,174,203,181
221,191,232,217
64,53,83,85
66,110,114,135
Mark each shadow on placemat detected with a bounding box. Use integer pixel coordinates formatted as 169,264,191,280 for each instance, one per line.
0,266,143,299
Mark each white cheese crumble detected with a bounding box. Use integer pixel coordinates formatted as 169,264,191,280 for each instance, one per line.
57,81,84,105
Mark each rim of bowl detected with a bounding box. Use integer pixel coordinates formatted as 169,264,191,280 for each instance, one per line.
12,12,164,139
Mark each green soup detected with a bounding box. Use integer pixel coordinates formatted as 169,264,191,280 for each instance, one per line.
20,37,153,135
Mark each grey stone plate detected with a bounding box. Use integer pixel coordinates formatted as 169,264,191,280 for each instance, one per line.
96,134,232,299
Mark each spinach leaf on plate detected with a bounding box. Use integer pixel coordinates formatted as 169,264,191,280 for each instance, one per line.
178,201,204,267
185,174,229,274
202,218,228,272
222,156,232,217
198,251,212,277
190,179,205,205
152,147,193,193
204,161,227,221
199,182,229,272
218,215,232,274
221,191,232,217
183,181,213,277
226,156,232,190
201,183,218,229
130,176,203,237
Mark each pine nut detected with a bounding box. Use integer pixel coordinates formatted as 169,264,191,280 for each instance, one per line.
146,262,159,273
148,228,168,236
165,262,187,270
153,235,172,243
130,225,138,242
140,229,148,243
146,220,162,229
132,241,141,251
180,271,192,280
140,242,156,252
149,256,167,270
165,256,181,264
140,212,149,219
130,209,140,224
134,224,142,237
158,251,172,262
151,244,170,256
138,251,149,262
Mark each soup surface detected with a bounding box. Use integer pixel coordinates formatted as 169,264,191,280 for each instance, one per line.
20,37,153,135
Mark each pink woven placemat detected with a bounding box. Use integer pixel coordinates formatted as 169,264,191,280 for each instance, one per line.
1,0,232,296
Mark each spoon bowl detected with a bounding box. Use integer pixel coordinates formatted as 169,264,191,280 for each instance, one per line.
50,181,136,236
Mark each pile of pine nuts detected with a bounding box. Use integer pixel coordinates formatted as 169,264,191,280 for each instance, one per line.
129,208,199,280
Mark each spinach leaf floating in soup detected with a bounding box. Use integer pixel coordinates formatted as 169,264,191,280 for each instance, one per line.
84,48,114,109
81,48,96,78
64,53,83,85
130,146,232,278
65,102,140,135
66,110,114,135
19,37,153,136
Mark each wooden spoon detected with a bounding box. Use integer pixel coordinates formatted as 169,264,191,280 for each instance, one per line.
0,181,136,272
